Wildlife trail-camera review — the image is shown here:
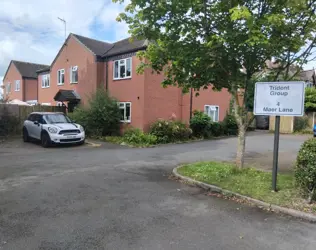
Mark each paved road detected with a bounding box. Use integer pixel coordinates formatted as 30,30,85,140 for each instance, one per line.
0,132,315,250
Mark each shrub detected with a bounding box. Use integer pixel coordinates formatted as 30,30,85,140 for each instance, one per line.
190,110,212,138
294,116,309,132
208,122,225,137
68,88,121,137
222,113,238,135
123,128,157,146
295,138,316,203
68,108,90,134
150,120,192,143
87,89,121,136
0,107,19,136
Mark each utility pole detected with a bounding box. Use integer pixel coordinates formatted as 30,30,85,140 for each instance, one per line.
58,17,66,41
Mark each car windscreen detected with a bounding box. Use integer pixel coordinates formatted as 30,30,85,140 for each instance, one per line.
44,114,71,124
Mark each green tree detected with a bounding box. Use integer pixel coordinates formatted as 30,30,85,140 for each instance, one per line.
114,0,316,168
305,87,316,111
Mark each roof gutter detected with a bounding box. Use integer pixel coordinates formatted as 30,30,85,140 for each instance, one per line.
102,46,147,60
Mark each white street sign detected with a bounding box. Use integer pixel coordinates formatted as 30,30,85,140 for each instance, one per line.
254,82,305,116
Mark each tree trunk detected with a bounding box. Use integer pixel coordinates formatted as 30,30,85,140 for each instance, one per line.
232,92,247,169
308,187,315,204
236,125,246,168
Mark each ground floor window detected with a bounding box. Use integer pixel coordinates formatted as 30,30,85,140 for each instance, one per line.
6,83,11,94
119,102,131,122
204,105,219,122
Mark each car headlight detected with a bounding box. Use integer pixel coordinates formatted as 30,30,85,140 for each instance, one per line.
79,125,84,132
48,127,58,134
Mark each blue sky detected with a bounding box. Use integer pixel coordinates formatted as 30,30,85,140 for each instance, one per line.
0,0,130,91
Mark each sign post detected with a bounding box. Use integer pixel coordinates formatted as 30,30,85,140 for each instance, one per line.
254,82,305,191
272,115,280,191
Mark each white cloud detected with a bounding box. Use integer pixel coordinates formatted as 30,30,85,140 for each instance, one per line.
0,0,130,80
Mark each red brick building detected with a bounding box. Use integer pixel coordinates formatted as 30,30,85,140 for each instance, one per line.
3,33,232,131
3,60,49,103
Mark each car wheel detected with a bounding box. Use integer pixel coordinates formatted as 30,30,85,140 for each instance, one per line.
77,140,85,146
23,128,30,142
41,132,51,148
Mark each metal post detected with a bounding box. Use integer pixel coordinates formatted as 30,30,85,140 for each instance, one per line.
272,115,280,192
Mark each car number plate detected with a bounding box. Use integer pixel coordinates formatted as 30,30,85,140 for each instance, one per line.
66,135,76,139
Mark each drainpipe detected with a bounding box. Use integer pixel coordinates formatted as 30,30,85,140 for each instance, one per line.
105,60,109,91
22,78,25,101
189,88,193,120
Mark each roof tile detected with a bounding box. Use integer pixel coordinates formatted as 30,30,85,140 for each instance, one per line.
12,60,49,78
103,37,146,57
72,34,113,56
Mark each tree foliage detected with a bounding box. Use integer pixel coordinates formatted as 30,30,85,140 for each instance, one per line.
114,0,316,168
68,88,121,136
296,138,316,203
305,87,316,111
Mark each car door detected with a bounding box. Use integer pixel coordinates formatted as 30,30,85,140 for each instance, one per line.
32,114,42,140
25,114,36,138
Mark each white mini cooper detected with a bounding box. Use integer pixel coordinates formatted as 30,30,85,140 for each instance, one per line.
23,112,85,147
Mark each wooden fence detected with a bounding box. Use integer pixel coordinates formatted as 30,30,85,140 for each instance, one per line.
269,112,315,133
0,104,66,136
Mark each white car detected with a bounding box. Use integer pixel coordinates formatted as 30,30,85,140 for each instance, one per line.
23,112,85,147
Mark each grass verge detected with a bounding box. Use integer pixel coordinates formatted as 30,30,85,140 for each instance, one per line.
178,161,316,214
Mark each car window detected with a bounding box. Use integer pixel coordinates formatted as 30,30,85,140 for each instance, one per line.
33,114,41,123
44,114,71,124
27,114,34,121
38,115,46,124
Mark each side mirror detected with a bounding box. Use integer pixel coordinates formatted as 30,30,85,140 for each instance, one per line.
34,121,39,125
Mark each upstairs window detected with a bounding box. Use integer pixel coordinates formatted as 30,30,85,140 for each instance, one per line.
15,80,20,91
6,83,11,94
113,58,132,80
204,105,219,122
119,102,131,122
70,66,78,83
42,74,50,88
57,69,65,85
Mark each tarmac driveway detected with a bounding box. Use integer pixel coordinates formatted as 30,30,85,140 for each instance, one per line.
0,132,315,250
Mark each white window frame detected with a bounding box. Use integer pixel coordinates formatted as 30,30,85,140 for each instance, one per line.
119,102,132,123
6,82,11,94
70,66,78,84
113,58,132,80
204,105,219,122
14,80,20,91
57,69,65,85
41,74,50,88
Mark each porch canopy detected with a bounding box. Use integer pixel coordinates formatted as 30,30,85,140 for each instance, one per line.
54,90,81,103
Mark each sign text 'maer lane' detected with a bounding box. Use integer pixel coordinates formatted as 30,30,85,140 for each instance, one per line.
253,82,305,117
